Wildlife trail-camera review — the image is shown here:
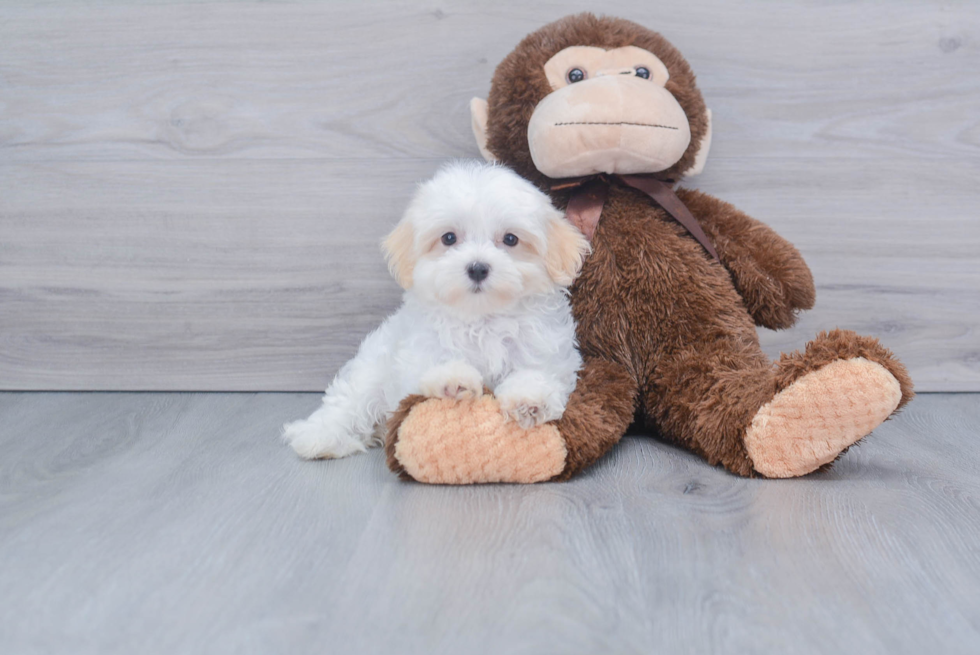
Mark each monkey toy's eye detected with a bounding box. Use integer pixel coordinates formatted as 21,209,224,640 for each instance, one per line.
502,233,519,247
634,66,651,79
441,232,457,246
566,68,586,84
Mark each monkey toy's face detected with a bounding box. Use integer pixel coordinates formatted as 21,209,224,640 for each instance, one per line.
471,14,712,184
528,46,692,178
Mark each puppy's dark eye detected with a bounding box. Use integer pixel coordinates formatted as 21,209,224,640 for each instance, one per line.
635,67,650,79
441,232,457,246
566,68,585,84
502,233,519,247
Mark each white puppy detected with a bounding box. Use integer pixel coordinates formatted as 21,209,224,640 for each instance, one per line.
282,161,590,460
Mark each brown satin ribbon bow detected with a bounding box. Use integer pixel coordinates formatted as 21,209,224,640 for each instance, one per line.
552,174,720,263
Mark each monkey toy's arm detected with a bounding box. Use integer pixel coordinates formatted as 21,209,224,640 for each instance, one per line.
676,188,816,330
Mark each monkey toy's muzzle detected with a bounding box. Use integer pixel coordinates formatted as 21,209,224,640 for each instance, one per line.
527,75,692,178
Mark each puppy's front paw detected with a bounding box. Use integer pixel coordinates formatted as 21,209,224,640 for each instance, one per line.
495,372,565,430
282,417,366,460
497,396,547,429
419,360,484,401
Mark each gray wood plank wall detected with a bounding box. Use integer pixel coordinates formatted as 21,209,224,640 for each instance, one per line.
1,0,978,391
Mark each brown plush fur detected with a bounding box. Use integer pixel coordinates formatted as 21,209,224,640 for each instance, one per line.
385,13,913,481
550,357,638,480
386,394,426,481
677,189,816,330
567,182,798,477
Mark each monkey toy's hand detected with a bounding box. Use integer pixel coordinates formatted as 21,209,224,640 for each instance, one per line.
678,188,816,330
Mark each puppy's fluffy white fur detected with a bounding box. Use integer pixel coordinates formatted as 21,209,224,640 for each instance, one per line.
283,161,590,460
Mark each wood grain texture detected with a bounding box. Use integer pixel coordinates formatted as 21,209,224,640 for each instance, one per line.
1,0,978,390
1,391,978,654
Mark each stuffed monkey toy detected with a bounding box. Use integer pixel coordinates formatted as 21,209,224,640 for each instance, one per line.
385,13,913,483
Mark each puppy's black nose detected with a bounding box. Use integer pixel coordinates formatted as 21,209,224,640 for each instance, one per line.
466,262,490,283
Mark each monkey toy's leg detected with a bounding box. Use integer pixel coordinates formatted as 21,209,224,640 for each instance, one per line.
385,331,912,483
385,358,637,484
646,329,914,478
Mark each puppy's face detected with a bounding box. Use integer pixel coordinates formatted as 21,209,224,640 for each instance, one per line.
383,162,590,317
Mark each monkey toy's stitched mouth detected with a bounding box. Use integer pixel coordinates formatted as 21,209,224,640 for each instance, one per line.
553,121,679,130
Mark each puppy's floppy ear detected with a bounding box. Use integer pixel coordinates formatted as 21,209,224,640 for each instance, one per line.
545,212,591,286
381,220,416,289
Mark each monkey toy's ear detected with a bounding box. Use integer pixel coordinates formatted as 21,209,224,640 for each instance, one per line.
682,108,712,178
470,97,497,162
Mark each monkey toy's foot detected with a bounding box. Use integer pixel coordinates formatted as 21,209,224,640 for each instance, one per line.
744,329,913,478
387,359,636,484
386,394,567,484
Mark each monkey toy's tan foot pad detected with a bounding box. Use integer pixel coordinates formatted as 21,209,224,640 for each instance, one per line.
385,395,567,484
745,357,903,478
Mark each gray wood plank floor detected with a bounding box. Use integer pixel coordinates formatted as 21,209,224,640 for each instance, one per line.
1,392,978,654
2,0,978,392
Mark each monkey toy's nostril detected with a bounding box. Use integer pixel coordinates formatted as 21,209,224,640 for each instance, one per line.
466,262,491,283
